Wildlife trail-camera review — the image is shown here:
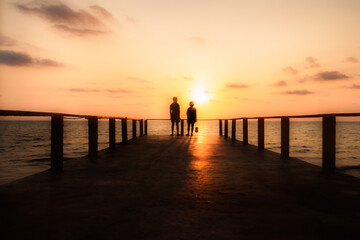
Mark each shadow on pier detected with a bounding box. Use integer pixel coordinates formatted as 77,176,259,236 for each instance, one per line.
1,135,360,239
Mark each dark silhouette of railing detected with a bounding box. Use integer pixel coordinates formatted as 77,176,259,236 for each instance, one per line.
0,110,147,172
218,113,360,173
2,110,360,174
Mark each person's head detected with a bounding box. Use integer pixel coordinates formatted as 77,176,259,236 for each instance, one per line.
189,101,194,107
173,97,178,103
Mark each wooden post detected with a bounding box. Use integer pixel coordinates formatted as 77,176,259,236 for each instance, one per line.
88,116,98,157
243,118,248,145
281,117,289,159
140,119,144,136
181,119,184,136
109,118,115,150
219,120,223,136
323,116,336,173
258,118,264,150
121,118,128,143
51,115,63,172
132,120,137,139
231,119,236,141
224,120,228,138
144,120,148,136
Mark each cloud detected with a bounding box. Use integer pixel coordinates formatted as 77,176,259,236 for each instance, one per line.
127,77,150,83
0,50,63,67
273,80,287,87
68,88,133,93
184,76,193,81
190,37,208,45
226,83,248,89
283,66,298,75
305,57,321,68
346,57,358,63
126,16,138,24
15,2,112,36
54,24,108,36
0,34,17,46
281,90,314,95
89,5,113,19
343,84,360,89
68,88,100,93
106,89,133,93
315,71,349,81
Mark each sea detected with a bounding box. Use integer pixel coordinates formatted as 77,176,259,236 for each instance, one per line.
1,119,360,185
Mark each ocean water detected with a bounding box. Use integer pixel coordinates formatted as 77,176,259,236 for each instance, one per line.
0,119,359,185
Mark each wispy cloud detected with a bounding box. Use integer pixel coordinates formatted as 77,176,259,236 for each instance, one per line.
281,90,314,95
283,66,298,75
0,50,63,67
345,57,358,63
68,88,100,93
190,37,208,45
89,5,113,19
68,88,133,93
226,83,248,89
273,80,287,87
184,76,193,81
305,56,321,68
126,16,138,24
315,71,349,81
343,84,360,89
127,77,151,83
15,2,112,36
0,34,17,47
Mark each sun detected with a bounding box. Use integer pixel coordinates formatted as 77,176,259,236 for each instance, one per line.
191,88,210,104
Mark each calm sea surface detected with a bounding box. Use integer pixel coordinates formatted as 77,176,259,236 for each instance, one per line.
1,119,360,185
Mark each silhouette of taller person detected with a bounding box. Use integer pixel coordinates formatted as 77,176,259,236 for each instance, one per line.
170,97,180,136
186,101,197,136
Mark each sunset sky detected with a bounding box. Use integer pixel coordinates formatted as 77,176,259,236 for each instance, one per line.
1,0,359,119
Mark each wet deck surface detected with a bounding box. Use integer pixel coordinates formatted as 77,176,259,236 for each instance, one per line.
1,135,360,239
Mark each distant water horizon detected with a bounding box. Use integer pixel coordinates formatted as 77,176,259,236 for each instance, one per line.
1,120,360,185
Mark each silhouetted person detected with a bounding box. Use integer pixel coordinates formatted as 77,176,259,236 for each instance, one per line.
170,97,180,136
186,101,197,136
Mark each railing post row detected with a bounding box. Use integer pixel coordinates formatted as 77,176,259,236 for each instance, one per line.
219,119,223,136
181,119,184,136
140,119,144,136
224,120,228,138
144,120,148,135
243,118,248,145
132,120,137,139
322,116,336,173
51,115,63,172
281,117,289,159
258,118,264,150
122,119,128,143
88,116,98,157
109,118,115,150
231,119,236,141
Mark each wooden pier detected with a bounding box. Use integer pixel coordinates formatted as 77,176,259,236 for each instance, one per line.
1,110,360,239
1,135,360,239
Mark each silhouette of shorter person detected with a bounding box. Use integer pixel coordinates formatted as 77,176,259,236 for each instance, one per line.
170,97,180,136
186,101,197,136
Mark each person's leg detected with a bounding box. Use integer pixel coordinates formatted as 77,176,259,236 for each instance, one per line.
176,122,180,135
191,123,194,135
186,121,190,136
171,121,174,135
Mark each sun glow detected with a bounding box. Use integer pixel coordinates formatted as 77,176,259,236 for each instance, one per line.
191,88,210,104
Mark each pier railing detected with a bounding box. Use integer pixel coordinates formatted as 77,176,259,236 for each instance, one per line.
0,110,147,172
2,110,360,174
219,113,360,173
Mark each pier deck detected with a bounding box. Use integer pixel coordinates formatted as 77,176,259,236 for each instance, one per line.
1,135,360,239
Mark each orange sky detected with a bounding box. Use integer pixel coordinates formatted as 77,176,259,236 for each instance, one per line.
1,0,360,119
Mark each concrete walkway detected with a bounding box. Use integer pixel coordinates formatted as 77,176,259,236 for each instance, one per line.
1,135,360,239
